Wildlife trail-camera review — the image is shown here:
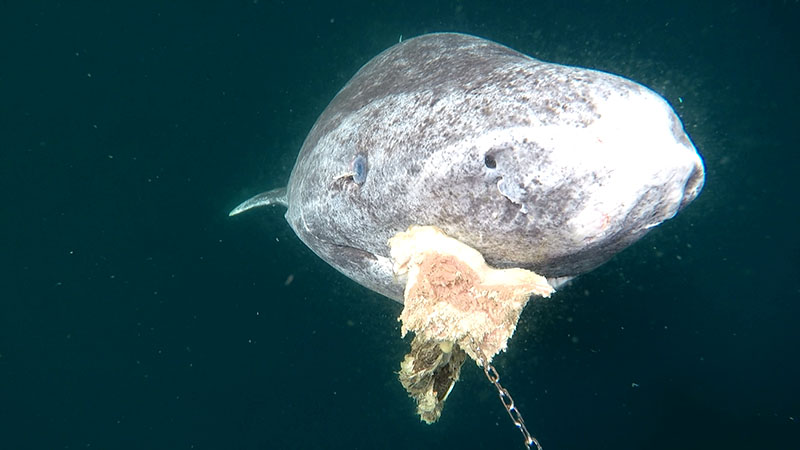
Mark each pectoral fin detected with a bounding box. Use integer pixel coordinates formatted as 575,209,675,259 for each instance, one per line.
228,187,288,216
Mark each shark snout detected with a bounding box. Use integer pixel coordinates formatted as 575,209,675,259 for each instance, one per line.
678,153,705,211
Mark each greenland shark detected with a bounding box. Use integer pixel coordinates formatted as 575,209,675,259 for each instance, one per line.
230,32,705,302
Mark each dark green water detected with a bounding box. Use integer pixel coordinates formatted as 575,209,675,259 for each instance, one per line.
2,1,798,449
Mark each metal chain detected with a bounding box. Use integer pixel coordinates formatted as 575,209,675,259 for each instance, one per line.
475,348,542,450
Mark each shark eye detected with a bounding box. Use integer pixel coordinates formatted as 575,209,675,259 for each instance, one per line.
353,154,368,185
484,154,497,169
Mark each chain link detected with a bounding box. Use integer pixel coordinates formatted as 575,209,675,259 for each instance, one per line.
475,347,542,450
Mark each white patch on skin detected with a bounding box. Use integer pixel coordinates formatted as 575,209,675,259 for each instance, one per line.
547,90,700,241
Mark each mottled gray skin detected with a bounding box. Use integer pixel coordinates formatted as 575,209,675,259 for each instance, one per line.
232,33,705,303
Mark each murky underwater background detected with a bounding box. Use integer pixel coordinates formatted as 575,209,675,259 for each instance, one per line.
1,1,798,449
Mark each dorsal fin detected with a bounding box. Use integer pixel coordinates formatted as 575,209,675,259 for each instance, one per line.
228,187,288,216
